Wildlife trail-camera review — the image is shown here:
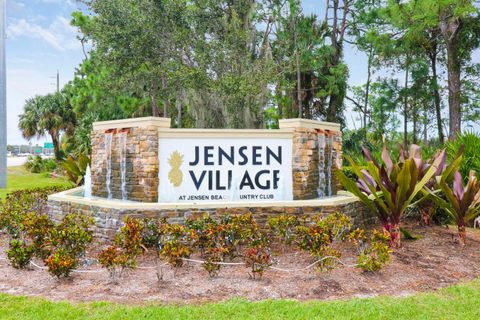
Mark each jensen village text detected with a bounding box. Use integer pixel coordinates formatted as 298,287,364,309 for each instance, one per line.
187,145,283,191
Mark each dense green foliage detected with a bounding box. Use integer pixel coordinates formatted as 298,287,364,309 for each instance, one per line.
99,213,390,280
13,1,480,158
25,156,57,174
446,131,480,180
0,186,93,276
18,93,76,159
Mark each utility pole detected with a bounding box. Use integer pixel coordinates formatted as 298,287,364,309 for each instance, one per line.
51,69,59,93
0,0,6,189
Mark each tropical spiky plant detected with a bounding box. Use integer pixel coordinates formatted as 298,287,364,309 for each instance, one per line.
337,144,445,248
427,161,480,245
61,152,90,186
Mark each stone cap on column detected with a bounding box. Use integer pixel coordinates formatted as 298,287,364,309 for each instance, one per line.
278,118,340,132
93,117,171,130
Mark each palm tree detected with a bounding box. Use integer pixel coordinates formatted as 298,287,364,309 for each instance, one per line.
19,92,76,160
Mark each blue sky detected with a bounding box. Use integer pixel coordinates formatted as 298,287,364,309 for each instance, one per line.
7,0,474,145
6,0,85,145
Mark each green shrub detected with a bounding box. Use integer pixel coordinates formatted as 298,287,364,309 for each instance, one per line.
99,217,145,280
243,245,271,280
45,213,94,278
222,213,259,247
295,212,351,270
114,217,144,257
43,158,58,172
160,224,191,271
446,131,480,181
21,213,54,259
268,214,299,248
186,215,218,256
61,152,90,186
203,247,228,277
98,245,133,280
45,248,78,278
356,230,392,272
25,155,45,173
25,156,57,173
0,186,70,268
49,213,94,258
6,239,34,269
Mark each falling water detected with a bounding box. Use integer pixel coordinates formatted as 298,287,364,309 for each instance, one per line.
105,133,113,200
83,165,92,199
118,132,128,200
317,133,326,198
326,135,334,197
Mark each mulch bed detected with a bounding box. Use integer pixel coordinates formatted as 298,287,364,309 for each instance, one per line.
0,223,479,304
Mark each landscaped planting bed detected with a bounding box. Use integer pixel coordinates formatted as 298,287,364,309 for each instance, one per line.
0,223,479,304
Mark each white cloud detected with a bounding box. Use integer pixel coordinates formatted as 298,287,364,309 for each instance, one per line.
7,1,26,13
7,16,80,52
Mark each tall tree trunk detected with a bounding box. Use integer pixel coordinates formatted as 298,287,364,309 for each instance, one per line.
412,98,417,144
276,85,283,119
177,101,182,128
445,40,461,139
423,104,428,144
50,132,60,160
364,47,373,133
151,80,160,117
403,60,409,150
440,18,462,140
326,0,348,123
161,75,169,118
429,50,444,144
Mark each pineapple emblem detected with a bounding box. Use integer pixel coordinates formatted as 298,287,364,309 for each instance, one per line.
168,151,184,187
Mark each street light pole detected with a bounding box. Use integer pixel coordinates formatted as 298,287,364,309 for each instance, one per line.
50,69,60,93
56,69,59,93
0,0,6,189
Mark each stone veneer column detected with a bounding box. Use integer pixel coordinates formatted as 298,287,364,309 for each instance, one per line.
91,117,171,202
279,119,342,200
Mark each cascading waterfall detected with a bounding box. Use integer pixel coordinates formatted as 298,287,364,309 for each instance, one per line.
317,133,326,198
326,135,334,197
118,132,128,200
83,165,92,199
104,133,113,200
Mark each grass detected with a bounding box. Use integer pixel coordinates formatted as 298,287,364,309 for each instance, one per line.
0,279,479,319
0,166,72,201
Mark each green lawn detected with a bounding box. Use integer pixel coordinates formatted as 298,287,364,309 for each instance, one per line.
0,279,479,319
0,166,72,201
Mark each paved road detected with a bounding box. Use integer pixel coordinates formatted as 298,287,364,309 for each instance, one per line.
7,157,28,167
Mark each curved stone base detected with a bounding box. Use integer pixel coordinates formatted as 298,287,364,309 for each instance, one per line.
48,188,374,241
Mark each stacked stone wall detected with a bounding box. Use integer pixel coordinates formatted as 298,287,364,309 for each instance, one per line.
291,128,319,200
91,126,159,202
288,125,343,200
48,199,373,242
